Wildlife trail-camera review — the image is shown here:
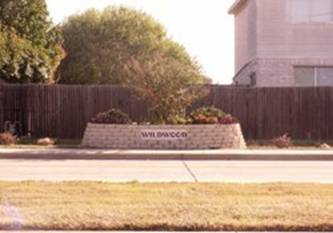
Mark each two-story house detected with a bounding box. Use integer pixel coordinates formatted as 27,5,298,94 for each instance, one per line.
229,0,333,86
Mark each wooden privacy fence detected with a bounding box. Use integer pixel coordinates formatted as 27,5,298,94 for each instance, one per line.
0,85,147,139
0,84,333,140
196,86,333,140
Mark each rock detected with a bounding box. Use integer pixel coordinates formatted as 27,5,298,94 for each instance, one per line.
319,143,331,150
37,137,55,146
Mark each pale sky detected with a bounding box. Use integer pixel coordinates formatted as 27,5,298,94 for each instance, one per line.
46,0,235,84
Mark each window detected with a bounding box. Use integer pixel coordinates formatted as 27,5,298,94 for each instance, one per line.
249,73,257,86
295,67,315,86
318,67,333,85
294,67,333,86
289,0,333,22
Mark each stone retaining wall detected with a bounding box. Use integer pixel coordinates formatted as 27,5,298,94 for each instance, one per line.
81,123,247,149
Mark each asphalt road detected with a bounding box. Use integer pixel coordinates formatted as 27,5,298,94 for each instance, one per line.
0,159,333,183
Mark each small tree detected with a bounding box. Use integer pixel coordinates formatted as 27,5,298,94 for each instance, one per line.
124,54,205,123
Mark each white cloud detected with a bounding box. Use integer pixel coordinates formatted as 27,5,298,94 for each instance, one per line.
47,0,235,84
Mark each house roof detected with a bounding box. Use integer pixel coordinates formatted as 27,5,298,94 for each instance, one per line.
228,0,248,14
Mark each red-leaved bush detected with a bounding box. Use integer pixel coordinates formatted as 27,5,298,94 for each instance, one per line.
219,114,239,125
190,107,238,125
0,132,17,145
272,133,293,148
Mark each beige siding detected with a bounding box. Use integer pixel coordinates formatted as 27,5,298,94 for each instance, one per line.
234,0,257,72
257,0,333,58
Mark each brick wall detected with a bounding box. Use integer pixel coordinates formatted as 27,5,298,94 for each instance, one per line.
257,58,333,86
235,57,333,86
81,123,247,150
233,59,258,85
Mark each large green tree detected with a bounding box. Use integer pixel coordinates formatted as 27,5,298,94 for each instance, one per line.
0,0,65,83
59,6,204,85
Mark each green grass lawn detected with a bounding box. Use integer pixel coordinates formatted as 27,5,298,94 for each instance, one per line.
0,182,333,231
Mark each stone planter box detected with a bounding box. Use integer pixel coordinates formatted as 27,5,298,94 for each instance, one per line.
81,123,247,150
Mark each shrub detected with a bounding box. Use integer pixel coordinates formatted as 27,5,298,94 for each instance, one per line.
191,106,226,118
124,55,206,124
0,132,17,145
219,114,239,125
272,133,293,148
190,107,226,124
18,136,37,145
91,109,131,124
189,107,240,125
166,115,189,125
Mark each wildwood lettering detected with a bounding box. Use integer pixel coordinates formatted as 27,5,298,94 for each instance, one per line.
141,130,188,140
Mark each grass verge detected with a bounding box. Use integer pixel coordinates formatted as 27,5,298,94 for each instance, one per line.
0,138,81,149
248,139,333,150
0,182,333,231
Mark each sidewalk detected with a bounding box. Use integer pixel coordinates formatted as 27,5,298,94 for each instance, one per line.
0,147,333,160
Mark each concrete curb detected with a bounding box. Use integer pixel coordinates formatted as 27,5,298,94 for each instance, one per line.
0,232,321,233
1,148,333,160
